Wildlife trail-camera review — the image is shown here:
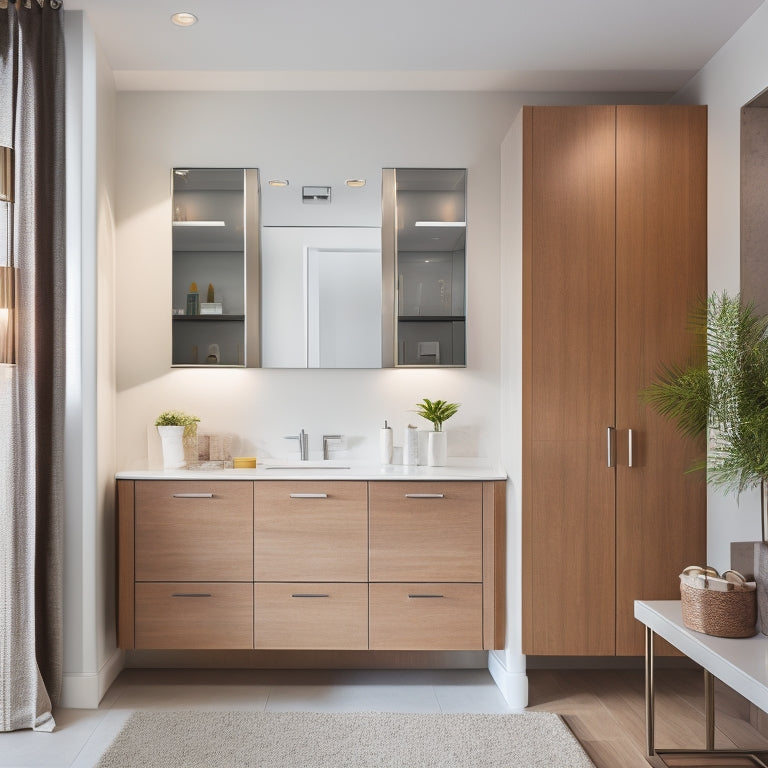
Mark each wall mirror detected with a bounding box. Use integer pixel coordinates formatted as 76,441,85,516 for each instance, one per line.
171,168,260,367
171,167,467,369
383,168,467,367
260,226,382,368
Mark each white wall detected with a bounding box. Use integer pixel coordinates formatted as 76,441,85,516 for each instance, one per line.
673,3,768,570
114,91,518,467
63,11,120,709
493,109,527,708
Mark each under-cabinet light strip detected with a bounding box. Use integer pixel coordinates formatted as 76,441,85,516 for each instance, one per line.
414,221,466,227
172,221,226,226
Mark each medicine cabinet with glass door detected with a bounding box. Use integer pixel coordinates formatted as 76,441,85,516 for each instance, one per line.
171,168,260,367
382,168,467,367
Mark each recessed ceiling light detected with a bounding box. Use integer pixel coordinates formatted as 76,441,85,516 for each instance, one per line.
268,179,289,187
345,179,366,188
171,12,198,27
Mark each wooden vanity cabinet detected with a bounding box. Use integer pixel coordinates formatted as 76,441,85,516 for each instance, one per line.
125,480,254,650
135,582,254,650
369,481,482,582
134,480,253,581
368,481,494,651
253,582,368,650
117,477,505,653
253,481,367,581
253,481,368,649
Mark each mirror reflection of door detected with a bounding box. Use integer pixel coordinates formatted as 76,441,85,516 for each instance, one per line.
260,226,382,368
307,246,382,368
392,168,467,367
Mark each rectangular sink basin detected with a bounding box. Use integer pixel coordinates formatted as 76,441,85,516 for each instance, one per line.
262,461,351,470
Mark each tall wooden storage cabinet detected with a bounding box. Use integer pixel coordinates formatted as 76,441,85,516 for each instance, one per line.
521,105,707,656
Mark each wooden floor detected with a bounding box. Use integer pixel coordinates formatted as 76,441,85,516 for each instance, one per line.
527,668,768,768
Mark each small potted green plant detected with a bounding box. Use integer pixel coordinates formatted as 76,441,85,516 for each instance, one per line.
154,410,200,469
415,398,460,466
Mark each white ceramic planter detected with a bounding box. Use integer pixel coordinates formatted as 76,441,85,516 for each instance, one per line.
157,425,186,469
427,430,447,467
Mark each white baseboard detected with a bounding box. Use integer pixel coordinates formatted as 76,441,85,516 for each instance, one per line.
60,649,125,709
488,651,528,710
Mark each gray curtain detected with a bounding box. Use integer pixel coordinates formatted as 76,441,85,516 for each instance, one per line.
0,0,65,733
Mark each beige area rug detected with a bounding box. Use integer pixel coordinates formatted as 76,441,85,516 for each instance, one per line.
95,710,595,768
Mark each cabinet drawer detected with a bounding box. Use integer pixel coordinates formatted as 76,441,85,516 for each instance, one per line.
135,582,254,649
369,583,482,650
369,482,482,582
254,582,368,650
254,482,367,581
135,481,253,582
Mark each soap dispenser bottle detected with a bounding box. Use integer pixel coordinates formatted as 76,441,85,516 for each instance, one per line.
380,420,393,464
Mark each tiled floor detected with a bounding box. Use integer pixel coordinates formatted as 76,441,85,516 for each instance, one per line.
0,668,513,768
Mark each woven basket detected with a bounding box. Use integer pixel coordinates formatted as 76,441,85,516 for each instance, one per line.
680,579,757,638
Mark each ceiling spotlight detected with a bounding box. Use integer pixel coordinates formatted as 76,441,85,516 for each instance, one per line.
171,12,198,27
345,179,366,188
268,179,289,187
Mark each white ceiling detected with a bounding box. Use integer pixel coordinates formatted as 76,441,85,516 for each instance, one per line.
64,0,764,92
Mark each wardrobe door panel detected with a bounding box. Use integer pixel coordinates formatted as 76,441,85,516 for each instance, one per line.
615,105,708,655
523,105,617,655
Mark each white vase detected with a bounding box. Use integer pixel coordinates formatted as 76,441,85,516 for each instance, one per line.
157,425,186,469
427,430,447,467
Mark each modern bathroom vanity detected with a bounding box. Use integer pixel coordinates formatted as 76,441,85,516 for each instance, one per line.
115,465,506,653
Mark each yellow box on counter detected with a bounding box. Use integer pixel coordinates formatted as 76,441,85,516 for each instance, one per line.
232,457,257,469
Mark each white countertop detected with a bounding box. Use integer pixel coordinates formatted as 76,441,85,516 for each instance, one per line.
635,599,768,712
116,460,507,482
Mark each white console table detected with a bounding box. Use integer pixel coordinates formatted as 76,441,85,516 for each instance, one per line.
635,600,768,767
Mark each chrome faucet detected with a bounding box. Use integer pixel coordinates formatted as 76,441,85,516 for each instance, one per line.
322,434,343,460
284,429,309,460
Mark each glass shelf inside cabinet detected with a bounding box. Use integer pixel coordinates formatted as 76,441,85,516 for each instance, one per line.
171,168,260,367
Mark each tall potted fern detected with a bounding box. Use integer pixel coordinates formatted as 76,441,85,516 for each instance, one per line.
644,292,768,633
643,291,768,532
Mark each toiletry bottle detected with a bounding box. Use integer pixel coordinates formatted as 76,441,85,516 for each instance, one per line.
380,420,393,464
403,424,419,466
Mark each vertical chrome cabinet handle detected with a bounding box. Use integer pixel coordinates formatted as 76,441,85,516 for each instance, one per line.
628,428,634,468
606,427,616,468
172,493,214,498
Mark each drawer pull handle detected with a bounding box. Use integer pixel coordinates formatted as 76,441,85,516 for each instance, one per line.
408,594,445,599
291,593,330,598
289,493,328,499
171,592,212,598
404,493,445,499
172,493,215,499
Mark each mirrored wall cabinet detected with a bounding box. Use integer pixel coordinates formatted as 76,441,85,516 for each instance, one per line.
383,168,467,367
171,168,260,367
170,167,467,369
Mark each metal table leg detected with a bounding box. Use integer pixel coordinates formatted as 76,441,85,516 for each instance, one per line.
645,625,655,757
704,668,715,750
